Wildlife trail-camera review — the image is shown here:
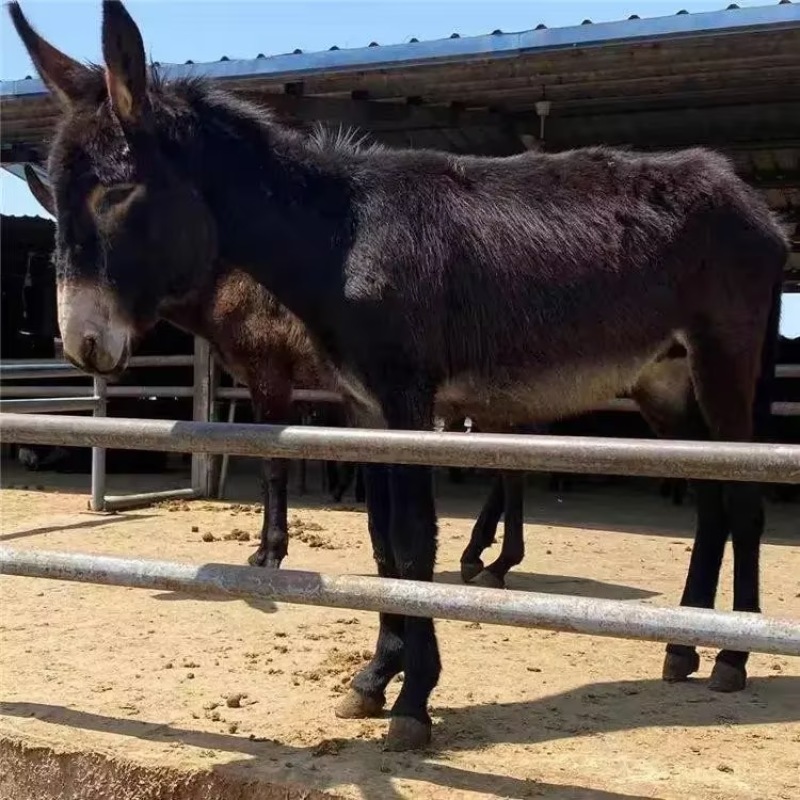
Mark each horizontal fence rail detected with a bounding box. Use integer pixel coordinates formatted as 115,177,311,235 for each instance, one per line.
13,390,800,417
0,352,205,510
0,397,100,414
0,355,194,381
103,487,199,511
4,360,799,379
0,385,195,399
1,547,798,656
216,386,344,404
1,413,799,483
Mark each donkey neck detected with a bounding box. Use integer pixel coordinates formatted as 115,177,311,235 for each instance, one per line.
171,91,356,326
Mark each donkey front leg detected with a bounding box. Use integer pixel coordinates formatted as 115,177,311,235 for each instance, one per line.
337,464,404,718
247,390,292,569
384,462,441,751
248,457,290,568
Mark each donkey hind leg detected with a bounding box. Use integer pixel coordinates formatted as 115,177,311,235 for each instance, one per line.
633,363,728,685
688,326,767,692
337,464,404,720
473,471,526,589
248,457,290,568
459,473,505,583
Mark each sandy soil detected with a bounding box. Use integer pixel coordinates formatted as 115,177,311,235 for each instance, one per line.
1,460,798,800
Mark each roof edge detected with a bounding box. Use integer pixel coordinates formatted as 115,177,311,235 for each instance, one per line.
2,2,798,99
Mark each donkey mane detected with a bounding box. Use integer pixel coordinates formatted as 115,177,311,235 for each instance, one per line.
307,122,384,157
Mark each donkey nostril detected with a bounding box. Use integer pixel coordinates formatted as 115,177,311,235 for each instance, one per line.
81,335,98,365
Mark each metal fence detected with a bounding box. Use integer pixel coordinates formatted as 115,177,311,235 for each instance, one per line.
1,546,798,656
3,353,799,510
0,351,201,512
2,412,799,482
1,367,799,654
0,414,798,656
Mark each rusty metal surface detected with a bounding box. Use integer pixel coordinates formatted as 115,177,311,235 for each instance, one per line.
1,547,798,656
1,413,799,483
216,386,343,403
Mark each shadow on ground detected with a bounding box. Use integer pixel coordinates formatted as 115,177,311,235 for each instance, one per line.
3,674,798,800
0,514,154,543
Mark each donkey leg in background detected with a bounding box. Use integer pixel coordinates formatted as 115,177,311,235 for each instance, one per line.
354,465,366,503
330,461,357,502
247,384,293,569
459,473,505,582
472,471,526,589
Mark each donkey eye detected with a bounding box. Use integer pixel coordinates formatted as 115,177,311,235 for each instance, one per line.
93,183,140,214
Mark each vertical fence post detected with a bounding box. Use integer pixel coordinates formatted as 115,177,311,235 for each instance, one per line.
90,376,107,512
217,392,239,499
191,337,215,498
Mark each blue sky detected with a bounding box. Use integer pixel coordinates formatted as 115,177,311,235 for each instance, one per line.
1,0,798,334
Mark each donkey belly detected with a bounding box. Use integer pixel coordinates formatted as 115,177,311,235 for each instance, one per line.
436,355,657,428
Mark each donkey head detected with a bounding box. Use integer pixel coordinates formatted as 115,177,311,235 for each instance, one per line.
10,1,217,376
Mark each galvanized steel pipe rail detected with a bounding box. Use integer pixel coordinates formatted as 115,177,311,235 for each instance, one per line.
1,547,798,656
0,355,195,381
1,413,799,483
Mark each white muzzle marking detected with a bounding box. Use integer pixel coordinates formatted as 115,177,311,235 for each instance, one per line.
57,280,132,374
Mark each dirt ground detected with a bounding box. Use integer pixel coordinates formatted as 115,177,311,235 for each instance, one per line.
1,458,798,800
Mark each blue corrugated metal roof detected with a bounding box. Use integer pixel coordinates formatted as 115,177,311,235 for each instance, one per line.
1,1,798,99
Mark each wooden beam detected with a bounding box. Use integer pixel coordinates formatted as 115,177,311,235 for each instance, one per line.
540,101,800,150
0,142,44,165
235,89,509,133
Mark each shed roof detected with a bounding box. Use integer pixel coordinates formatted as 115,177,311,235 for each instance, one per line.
2,1,798,157
2,1,798,100
1,2,798,279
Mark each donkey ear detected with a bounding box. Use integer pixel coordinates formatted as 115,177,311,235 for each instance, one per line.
101,0,148,123
8,2,92,108
24,164,56,217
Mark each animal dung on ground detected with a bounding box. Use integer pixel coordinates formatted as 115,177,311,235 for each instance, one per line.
225,692,247,708
223,529,251,541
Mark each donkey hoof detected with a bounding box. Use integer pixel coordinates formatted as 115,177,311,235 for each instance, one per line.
247,549,268,568
472,569,506,590
460,561,484,583
709,660,747,693
662,649,700,682
335,689,385,719
247,549,283,569
384,716,432,752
